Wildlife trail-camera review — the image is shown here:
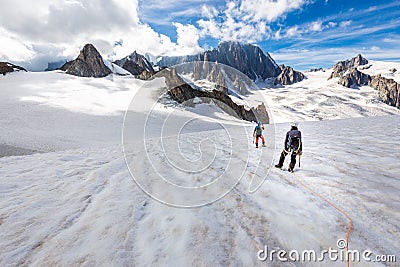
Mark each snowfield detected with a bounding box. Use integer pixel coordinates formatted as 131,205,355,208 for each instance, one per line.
0,66,399,266
260,69,400,123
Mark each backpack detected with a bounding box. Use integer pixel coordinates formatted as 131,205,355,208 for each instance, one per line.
287,130,301,151
255,125,262,135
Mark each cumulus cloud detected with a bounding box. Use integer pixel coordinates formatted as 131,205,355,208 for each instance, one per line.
274,28,282,40
197,0,309,42
0,0,204,70
239,0,310,22
173,23,203,54
309,21,323,32
285,25,300,37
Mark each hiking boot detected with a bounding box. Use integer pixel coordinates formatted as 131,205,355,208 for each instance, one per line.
288,168,294,173
275,164,282,168
262,143,266,147
255,145,258,148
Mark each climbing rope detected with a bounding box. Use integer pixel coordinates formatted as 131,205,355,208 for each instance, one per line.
290,170,353,267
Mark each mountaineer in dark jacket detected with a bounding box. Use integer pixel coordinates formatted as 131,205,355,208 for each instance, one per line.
275,123,302,172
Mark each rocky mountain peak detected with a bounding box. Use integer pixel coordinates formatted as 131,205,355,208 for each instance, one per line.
352,54,368,67
78,44,101,61
113,50,154,77
329,54,368,79
0,62,27,76
339,68,371,88
274,65,305,85
200,41,279,81
60,44,111,78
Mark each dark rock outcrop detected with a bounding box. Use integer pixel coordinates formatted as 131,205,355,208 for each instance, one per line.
274,65,305,85
114,51,154,77
369,75,400,109
329,54,368,79
137,70,153,80
0,62,26,76
339,68,371,88
155,68,269,123
309,68,325,72
60,44,111,77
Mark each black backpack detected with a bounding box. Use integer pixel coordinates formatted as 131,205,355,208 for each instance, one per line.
287,130,301,151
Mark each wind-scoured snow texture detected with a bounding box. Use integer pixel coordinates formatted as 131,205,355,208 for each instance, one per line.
0,70,399,266
1,117,399,266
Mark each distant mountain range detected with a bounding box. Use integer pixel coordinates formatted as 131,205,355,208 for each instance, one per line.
1,42,398,110
49,41,304,86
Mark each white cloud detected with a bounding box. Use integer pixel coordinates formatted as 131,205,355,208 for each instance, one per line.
274,28,282,40
239,0,310,22
0,0,204,71
286,25,300,37
383,38,398,43
0,28,34,61
201,5,218,18
370,46,380,52
340,20,352,27
328,21,338,28
173,23,203,55
197,0,308,42
309,21,323,32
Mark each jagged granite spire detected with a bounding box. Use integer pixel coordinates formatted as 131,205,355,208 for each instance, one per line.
60,44,111,78
113,51,154,76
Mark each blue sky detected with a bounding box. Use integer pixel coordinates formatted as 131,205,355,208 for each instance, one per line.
0,0,399,71
138,0,400,70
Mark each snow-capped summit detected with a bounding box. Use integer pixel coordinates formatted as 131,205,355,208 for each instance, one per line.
329,54,369,79
60,44,111,78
